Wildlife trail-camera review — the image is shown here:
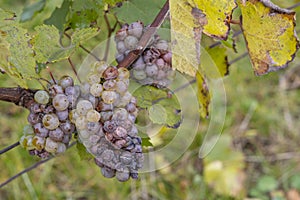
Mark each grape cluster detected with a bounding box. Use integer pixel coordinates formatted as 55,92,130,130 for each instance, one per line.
20,76,78,159
115,21,175,88
71,61,144,181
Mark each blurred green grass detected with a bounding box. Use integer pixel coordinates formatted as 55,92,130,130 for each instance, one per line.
1,0,300,199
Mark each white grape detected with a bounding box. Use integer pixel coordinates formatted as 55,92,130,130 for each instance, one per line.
87,74,101,85
20,135,35,150
86,110,101,122
69,109,79,123
34,90,50,105
32,136,45,150
23,125,34,135
75,115,88,130
90,83,103,97
94,62,109,76
76,100,93,115
45,138,58,153
117,67,130,80
42,114,59,130
101,91,118,104
112,108,128,121
52,94,69,111
79,129,90,140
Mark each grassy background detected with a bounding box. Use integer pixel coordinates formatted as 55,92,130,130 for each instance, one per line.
1,0,300,199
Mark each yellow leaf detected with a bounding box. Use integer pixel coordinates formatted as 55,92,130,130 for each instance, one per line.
239,0,299,75
196,71,210,118
169,0,206,76
194,0,237,40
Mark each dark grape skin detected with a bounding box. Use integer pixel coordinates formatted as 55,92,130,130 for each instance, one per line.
49,128,64,142
56,110,69,121
60,121,75,134
33,123,49,137
101,167,116,178
27,113,42,125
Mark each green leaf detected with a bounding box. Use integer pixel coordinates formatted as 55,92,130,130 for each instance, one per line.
196,72,210,118
140,133,153,147
33,24,98,64
114,0,165,24
44,0,71,32
76,142,93,161
149,104,167,124
194,0,237,40
71,27,99,46
104,0,124,6
239,0,299,75
68,0,103,29
0,8,16,28
0,22,38,87
20,0,46,22
32,25,74,63
133,86,182,128
69,9,99,29
256,176,278,192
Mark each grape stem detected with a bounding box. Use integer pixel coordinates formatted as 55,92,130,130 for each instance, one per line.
117,0,170,68
0,141,20,155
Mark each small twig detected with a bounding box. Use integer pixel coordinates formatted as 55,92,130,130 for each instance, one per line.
103,13,119,62
117,0,169,68
288,2,300,9
103,11,113,62
79,45,101,61
46,66,56,84
0,142,76,189
245,152,300,163
0,142,20,155
68,58,82,83
174,79,197,93
208,30,242,49
228,52,248,65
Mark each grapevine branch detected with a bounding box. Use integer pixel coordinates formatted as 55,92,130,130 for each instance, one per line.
0,87,36,110
117,0,169,68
